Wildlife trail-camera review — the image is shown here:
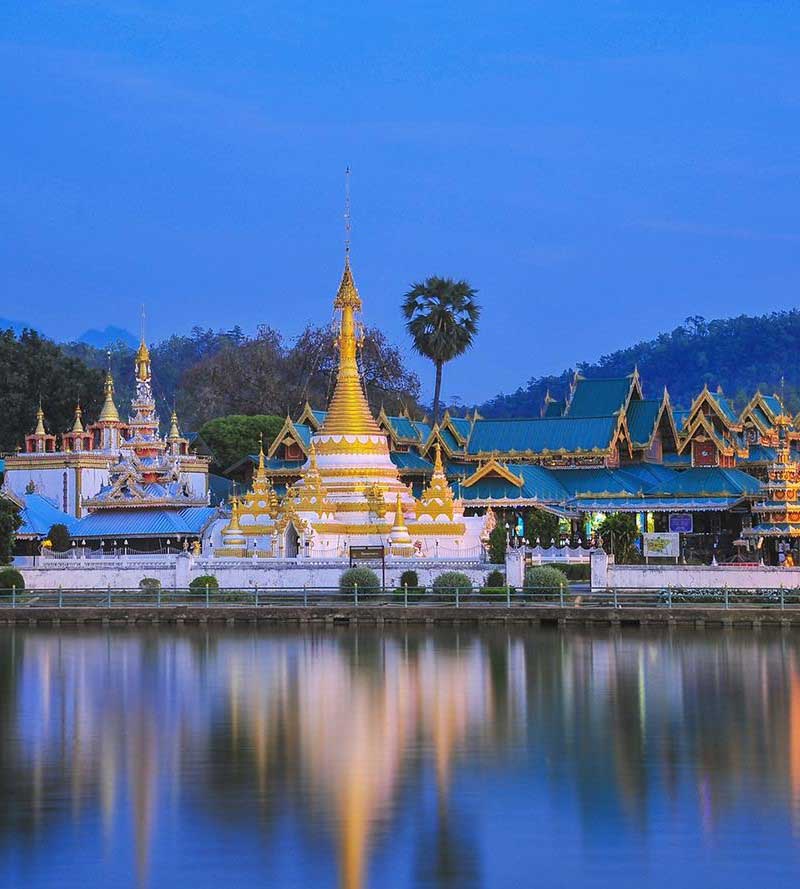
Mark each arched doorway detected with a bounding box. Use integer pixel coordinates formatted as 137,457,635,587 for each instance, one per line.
285,524,300,558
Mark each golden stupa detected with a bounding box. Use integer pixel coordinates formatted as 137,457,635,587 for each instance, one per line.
218,256,485,558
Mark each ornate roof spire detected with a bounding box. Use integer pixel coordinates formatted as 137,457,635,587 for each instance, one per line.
136,306,151,383
34,399,46,436
98,362,120,423
168,409,181,440
71,403,84,434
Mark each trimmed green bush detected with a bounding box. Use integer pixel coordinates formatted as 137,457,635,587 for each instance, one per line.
549,563,590,581
432,571,472,594
399,569,419,589
190,575,219,591
0,568,25,590
339,567,381,594
484,569,506,589
524,565,569,592
139,577,162,592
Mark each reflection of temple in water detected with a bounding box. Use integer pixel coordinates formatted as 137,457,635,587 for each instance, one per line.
1,627,800,888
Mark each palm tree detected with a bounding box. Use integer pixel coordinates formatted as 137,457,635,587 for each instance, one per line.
401,277,480,425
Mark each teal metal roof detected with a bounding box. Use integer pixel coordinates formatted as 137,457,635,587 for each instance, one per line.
17,494,77,539
294,424,312,447
551,467,645,499
456,463,759,513
448,417,472,441
74,507,217,539
390,452,433,471
413,420,432,440
657,467,759,497
460,464,567,504
712,394,739,425
626,400,662,447
467,416,618,456
438,428,460,452
386,415,421,441
567,377,633,417
751,406,772,429
762,395,783,418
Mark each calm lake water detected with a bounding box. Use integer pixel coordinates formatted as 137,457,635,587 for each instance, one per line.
1,625,799,889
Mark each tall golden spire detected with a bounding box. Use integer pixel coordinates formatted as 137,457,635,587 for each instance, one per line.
319,171,381,438
98,367,120,423
319,257,381,436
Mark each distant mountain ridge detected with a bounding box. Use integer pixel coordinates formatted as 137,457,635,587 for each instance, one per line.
75,325,138,349
478,311,800,418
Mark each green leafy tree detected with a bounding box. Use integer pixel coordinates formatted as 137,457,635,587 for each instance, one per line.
0,500,22,565
179,324,421,427
402,277,480,424
597,513,641,564
526,509,560,545
47,523,71,552
197,414,285,472
0,329,104,453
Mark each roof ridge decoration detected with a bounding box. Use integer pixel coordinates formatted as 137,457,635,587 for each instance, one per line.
267,415,310,459
98,368,120,423
461,458,524,489
415,443,457,521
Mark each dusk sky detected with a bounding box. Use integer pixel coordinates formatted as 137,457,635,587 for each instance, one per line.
2,1,799,403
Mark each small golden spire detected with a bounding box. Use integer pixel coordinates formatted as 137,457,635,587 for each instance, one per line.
136,308,151,383
34,400,46,436
393,492,407,531
168,409,181,440
433,441,444,476
98,369,120,423
228,497,242,532
71,404,84,434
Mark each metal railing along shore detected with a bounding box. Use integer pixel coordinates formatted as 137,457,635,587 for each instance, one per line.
2,585,800,609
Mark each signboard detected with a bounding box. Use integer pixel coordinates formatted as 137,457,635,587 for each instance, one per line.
669,513,693,534
643,532,680,559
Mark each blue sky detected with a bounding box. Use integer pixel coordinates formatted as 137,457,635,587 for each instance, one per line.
2,1,799,402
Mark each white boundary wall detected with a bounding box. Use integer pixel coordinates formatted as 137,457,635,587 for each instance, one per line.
16,554,496,590
590,549,800,590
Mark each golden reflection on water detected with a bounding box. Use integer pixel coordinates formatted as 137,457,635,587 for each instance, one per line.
1,627,800,888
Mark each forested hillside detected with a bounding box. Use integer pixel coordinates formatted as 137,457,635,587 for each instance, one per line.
479,313,800,417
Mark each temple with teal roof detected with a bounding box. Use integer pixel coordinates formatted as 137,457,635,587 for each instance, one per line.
221,366,800,563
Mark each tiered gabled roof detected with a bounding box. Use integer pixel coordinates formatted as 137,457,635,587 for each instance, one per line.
565,370,642,418
465,415,624,459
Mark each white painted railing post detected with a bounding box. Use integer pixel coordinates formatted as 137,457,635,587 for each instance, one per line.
404,582,408,608
354,582,358,607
